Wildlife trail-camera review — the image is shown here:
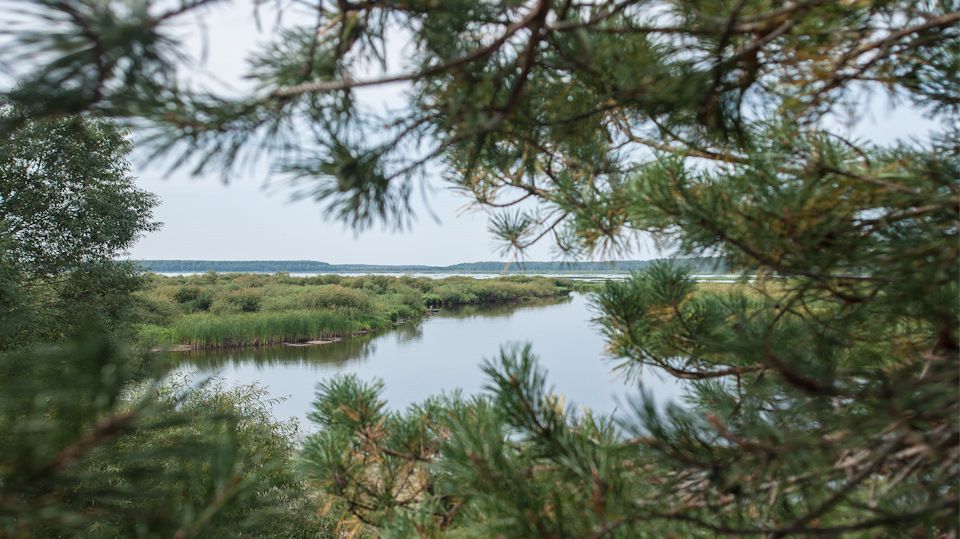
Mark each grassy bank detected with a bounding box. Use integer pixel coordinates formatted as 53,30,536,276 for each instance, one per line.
136,273,575,349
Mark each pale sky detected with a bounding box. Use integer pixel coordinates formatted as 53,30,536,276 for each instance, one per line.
131,165,533,265
131,96,937,265
128,4,570,265
2,2,941,265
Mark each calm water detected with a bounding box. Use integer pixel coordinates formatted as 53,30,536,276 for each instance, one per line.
177,293,687,432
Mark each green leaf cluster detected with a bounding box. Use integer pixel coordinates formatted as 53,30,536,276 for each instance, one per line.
0,333,333,537
1,0,957,536
0,105,333,535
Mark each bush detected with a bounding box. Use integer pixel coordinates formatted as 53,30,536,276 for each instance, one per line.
134,323,174,349
235,274,266,288
182,295,212,313
173,286,205,303
230,289,263,312
319,274,342,285
136,294,181,326
386,282,424,309
311,285,374,312
432,284,476,305
209,297,242,315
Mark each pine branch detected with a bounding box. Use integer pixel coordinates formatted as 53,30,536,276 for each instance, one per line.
269,1,552,99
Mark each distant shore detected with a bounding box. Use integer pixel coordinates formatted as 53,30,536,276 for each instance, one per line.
133,256,728,275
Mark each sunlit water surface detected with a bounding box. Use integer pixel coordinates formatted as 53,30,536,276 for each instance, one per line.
176,293,687,433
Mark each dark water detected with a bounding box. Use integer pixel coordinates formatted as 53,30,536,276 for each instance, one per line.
178,293,687,431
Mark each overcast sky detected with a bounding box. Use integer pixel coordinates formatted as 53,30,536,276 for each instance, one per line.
73,3,942,265
127,4,568,265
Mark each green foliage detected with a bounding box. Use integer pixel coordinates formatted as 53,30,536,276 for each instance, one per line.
47,260,149,343
173,286,207,304
3,0,957,536
0,329,333,537
171,310,385,349
303,332,958,537
171,286,214,315
140,272,570,348
0,107,160,347
0,102,331,535
299,346,649,537
211,289,263,314
0,108,159,278
0,237,34,350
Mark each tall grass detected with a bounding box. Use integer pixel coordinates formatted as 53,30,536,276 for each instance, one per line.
423,277,568,306
171,310,391,349
696,279,788,298
138,272,576,349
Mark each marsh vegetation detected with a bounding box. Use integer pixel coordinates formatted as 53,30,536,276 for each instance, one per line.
137,272,577,349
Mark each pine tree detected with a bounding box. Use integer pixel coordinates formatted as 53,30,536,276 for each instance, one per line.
3,0,957,536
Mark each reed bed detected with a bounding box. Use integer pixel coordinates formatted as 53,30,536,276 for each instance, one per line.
171,310,390,349
138,272,575,349
696,279,789,299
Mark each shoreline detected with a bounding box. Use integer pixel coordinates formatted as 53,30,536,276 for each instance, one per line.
151,319,413,353
140,274,577,353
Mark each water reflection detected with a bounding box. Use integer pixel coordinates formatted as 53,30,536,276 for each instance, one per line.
182,331,385,370
176,293,685,431
437,296,570,320
178,297,566,370
393,319,425,342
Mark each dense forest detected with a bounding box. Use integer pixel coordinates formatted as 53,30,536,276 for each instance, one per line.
136,257,727,274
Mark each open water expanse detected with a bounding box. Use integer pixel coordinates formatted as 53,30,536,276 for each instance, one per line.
177,293,688,433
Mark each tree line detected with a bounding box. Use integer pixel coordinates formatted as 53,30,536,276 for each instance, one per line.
137,257,727,273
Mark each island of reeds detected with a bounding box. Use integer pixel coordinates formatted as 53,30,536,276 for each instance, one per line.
137,272,576,349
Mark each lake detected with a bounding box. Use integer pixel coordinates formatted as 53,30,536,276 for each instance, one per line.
177,292,688,433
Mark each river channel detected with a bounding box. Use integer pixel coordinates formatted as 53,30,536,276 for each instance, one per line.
177,292,687,433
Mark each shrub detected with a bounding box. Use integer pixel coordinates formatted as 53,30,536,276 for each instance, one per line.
319,274,342,285
173,286,205,303
235,274,266,288
311,285,374,312
209,297,242,315
233,289,263,312
137,295,181,326
182,295,212,313
386,282,424,309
